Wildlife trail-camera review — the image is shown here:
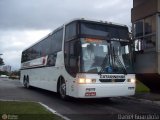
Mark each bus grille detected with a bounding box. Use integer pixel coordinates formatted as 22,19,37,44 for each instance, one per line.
99,79,125,82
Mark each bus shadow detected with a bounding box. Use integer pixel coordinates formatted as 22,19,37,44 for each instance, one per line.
22,86,119,105
25,86,60,98
70,97,118,105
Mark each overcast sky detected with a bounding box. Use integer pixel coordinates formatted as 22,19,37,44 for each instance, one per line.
0,0,133,70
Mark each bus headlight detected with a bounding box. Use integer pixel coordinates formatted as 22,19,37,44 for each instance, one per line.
86,78,92,83
79,78,86,84
78,78,96,84
127,78,136,83
131,78,136,83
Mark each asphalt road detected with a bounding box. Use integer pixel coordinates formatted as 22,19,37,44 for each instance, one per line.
0,78,160,120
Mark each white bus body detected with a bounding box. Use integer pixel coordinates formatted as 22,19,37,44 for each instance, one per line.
20,19,135,99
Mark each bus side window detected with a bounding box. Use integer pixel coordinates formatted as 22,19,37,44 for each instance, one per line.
69,41,79,75
47,53,57,66
64,40,80,77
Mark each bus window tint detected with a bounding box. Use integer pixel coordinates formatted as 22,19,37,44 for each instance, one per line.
81,23,109,37
80,22,129,39
22,28,63,63
41,38,51,56
65,22,77,41
64,40,80,77
50,29,63,53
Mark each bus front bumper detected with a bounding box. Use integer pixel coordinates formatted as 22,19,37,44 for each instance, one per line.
75,83,135,98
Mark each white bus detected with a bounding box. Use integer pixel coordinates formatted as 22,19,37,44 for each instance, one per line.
20,19,136,99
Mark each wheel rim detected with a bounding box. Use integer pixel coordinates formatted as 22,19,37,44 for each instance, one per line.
60,83,66,98
24,79,29,88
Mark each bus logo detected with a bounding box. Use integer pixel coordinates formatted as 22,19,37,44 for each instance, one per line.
100,75,125,79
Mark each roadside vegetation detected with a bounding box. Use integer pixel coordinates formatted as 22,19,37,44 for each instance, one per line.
0,101,64,120
0,70,20,79
136,80,150,93
0,57,4,66
0,71,9,76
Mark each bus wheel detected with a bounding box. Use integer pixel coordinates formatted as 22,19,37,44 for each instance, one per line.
23,76,27,87
59,78,67,100
24,76,30,88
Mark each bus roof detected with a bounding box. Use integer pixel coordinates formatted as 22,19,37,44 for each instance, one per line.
64,18,128,27
22,18,128,52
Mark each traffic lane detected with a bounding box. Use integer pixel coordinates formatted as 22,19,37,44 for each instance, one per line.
0,78,160,120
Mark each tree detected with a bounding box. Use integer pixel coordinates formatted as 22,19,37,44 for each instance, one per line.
11,70,20,76
0,57,4,66
10,70,20,79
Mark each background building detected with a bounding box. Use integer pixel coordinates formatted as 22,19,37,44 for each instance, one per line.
131,0,160,92
0,65,11,73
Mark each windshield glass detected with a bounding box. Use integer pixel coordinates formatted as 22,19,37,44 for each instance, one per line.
80,38,134,74
81,22,129,39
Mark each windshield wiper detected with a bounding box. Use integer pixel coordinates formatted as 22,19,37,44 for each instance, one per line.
114,54,127,75
98,35,111,75
112,47,127,75
98,54,109,75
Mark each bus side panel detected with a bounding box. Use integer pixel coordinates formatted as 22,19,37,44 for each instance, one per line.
20,51,73,93
20,67,58,92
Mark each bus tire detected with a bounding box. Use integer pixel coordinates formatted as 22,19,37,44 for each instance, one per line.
58,77,68,100
24,75,30,88
23,76,26,87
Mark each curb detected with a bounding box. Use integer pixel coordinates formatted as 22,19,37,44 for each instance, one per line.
123,96,160,106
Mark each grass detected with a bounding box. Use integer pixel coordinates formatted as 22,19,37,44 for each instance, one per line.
136,80,150,93
0,101,63,120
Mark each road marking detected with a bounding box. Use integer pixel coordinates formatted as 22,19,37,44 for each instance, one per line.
39,102,71,120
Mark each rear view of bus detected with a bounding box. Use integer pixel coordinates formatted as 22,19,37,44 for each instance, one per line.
20,19,135,99
64,19,135,98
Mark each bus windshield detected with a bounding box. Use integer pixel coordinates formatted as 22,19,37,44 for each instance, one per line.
80,22,129,40
80,38,134,74
64,20,134,76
